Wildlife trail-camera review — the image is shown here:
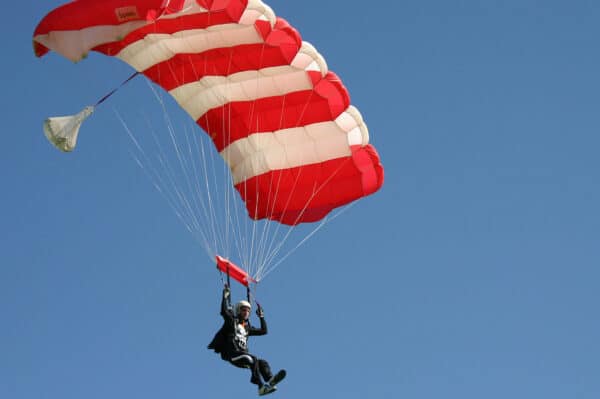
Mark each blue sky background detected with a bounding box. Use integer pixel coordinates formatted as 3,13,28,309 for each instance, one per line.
2,1,600,398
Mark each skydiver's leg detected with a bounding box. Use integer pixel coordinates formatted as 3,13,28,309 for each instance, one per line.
229,352,263,386
257,358,273,382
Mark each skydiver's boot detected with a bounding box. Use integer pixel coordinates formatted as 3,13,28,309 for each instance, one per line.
266,370,286,387
258,383,277,396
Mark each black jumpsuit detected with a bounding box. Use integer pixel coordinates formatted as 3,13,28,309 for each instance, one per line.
208,290,273,386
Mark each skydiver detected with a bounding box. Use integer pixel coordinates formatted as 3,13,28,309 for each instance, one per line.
208,285,286,396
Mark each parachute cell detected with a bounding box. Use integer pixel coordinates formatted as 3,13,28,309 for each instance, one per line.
33,0,384,226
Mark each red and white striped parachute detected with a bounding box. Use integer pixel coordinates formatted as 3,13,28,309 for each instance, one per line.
33,0,383,228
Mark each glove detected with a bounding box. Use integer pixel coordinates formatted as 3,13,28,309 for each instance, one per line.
223,285,230,299
256,304,264,318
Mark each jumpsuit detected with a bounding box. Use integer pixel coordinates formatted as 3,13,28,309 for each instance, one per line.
208,290,273,386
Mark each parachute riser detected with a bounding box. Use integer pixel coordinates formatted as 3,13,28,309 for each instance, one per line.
226,265,232,309
246,283,263,317
218,266,259,313
215,255,261,311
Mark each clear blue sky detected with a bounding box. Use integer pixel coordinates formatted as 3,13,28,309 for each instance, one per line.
2,1,600,398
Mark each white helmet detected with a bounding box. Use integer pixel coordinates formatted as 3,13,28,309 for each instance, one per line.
235,300,252,314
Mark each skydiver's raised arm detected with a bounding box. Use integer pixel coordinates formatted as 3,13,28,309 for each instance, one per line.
249,304,267,336
221,286,232,318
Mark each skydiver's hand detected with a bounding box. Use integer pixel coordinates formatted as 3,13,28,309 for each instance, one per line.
223,285,230,299
256,304,264,318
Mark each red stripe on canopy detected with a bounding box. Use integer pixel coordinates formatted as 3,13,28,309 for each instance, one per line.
199,72,349,152
235,144,384,225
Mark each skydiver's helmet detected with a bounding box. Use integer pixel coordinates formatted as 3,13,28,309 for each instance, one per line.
235,300,252,316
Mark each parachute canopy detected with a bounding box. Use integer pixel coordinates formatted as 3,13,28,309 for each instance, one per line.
33,0,384,226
